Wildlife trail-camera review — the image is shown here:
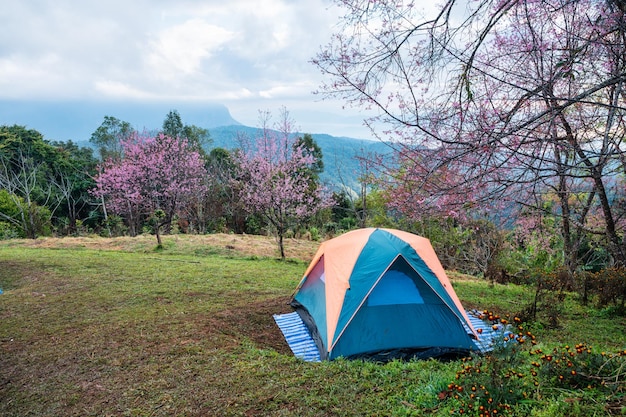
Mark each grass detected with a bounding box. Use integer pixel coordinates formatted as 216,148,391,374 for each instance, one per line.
1,235,625,416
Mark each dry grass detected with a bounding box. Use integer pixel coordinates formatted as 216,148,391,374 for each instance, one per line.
1,233,320,261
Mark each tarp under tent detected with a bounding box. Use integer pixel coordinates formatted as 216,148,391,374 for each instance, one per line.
274,228,483,361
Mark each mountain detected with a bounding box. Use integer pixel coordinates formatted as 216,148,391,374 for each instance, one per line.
0,100,240,142
208,125,392,192
0,100,390,192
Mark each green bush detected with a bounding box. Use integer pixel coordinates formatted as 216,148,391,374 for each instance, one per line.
0,189,52,238
0,221,22,239
309,226,321,241
445,313,537,416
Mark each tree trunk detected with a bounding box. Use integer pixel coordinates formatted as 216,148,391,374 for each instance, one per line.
556,109,626,266
278,230,285,260
155,224,162,247
554,143,576,287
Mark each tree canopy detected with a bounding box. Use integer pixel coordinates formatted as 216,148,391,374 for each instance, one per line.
92,132,208,244
314,0,626,267
232,109,330,259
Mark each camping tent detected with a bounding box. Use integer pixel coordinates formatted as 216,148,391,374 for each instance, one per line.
289,228,478,360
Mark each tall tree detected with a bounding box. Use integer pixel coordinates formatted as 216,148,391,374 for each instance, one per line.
314,0,626,267
92,132,207,245
293,133,325,226
294,133,324,179
90,116,135,161
161,110,211,156
0,125,58,238
233,109,329,259
0,151,52,238
161,109,184,139
49,140,98,235
202,147,245,233
90,116,135,234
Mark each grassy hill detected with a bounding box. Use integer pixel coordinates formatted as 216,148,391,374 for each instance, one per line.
1,235,624,416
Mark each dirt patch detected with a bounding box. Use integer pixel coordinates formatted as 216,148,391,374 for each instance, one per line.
206,296,294,355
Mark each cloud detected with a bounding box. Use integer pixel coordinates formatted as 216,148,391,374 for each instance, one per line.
94,80,156,100
0,0,336,100
145,19,235,78
259,83,316,100
0,0,376,139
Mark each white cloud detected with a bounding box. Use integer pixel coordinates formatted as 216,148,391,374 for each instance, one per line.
0,0,375,139
94,80,155,100
259,83,316,99
146,19,235,78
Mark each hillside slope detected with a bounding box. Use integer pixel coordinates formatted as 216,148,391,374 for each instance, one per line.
209,125,392,192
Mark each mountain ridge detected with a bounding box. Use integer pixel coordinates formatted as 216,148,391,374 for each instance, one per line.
0,100,390,191
207,124,391,191
0,100,241,142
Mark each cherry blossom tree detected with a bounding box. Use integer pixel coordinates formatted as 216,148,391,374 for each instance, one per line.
314,0,626,267
92,132,207,245
233,109,330,259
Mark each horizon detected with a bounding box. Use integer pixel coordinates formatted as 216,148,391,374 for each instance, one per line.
0,1,379,142
0,99,376,144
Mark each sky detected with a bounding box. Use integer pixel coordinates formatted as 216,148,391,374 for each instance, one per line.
0,0,377,139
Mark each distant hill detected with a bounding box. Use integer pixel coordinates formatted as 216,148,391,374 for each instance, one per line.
0,100,240,142
0,100,390,192
208,125,392,192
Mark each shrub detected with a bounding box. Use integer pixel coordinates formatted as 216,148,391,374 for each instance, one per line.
442,310,626,416
516,268,568,328
0,221,22,239
444,313,538,416
587,268,626,311
535,343,626,392
309,226,321,241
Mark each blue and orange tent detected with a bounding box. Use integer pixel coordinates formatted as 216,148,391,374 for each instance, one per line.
284,228,478,361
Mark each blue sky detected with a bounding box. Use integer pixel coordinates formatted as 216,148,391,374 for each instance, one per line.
0,0,377,139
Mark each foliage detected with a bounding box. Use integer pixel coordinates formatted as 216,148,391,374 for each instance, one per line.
315,0,626,268
160,109,212,156
535,343,626,394
92,132,208,243
444,312,626,417
583,267,626,312
180,147,239,234
89,115,134,161
0,125,99,237
505,213,565,276
0,189,25,237
48,140,98,235
404,217,506,279
0,221,21,239
232,108,331,259
294,133,324,179
358,187,396,228
0,178,52,239
444,313,537,417
0,125,58,237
